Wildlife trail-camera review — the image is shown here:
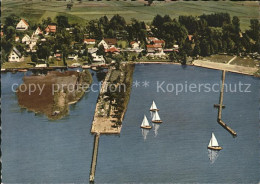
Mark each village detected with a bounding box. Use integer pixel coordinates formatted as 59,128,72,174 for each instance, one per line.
1,13,259,76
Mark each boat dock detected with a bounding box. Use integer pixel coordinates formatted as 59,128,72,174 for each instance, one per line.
215,70,237,137
89,133,100,182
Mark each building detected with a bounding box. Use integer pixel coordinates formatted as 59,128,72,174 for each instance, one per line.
16,19,29,31
45,25,57,34
22,34,31,44
8,47,24,62
34,27,43,36
15,37,20,42
98,40,109,49
84,39,96,45
105,47,120,54
91,53,105,63
146,44,162,53
130,41,140,49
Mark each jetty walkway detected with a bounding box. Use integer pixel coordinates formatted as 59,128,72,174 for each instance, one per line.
215,70,237,137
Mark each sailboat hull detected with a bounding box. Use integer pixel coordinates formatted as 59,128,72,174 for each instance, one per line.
207,146,222,150
150,109,159,112
152,120,163,123
141,126,152,129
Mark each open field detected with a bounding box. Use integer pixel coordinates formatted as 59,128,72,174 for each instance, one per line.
204,55,234,64
230,56,259,67
193,59,258,75
2,0,259,30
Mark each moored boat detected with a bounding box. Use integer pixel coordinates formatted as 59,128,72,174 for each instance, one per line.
152,111,162,123
140,115,152,129
18,69,28,72
150,100,159,111
207,132,222,150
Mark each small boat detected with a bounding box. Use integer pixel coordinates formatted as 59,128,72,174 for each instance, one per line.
18,69,28,72
152,111,162,123
140,115,152,129
207,132,222,150
150,100,159,111
82,65,91,69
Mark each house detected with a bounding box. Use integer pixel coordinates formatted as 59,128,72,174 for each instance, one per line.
55,53,62,61
34,27,42,36
98,40,109,49
45,25,57,34
130,41,140,49
91,53,105,63
15,37,20,42
84,39,96,45
146,44,162,53
16,19,29,31
154,40,165,47
147,37,158,44
29,38,37,50
105,47,120,53
104,38,117,46
22,34,31,44
8,47,24,62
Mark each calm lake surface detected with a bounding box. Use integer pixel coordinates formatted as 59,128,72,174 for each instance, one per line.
1,65,259,183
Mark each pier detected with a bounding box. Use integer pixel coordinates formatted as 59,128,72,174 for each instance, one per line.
215,70,237,137
89,133,100,182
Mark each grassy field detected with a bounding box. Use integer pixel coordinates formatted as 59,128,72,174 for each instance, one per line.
230,56,259,67
2,0,259,30
204,55,234,64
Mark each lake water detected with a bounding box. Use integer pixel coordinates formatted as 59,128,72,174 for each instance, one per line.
1,65,259,183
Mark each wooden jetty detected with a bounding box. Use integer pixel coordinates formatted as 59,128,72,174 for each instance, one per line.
216,70,237,137
89,133,100,182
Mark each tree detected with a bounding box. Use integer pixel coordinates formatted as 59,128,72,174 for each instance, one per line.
56,16,69,29
148,0,153,6
67,3,73,10
97,45,105,56
4,14,20,29
31,53,38,62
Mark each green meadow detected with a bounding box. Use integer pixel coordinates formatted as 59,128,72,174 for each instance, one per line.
2,0,259,30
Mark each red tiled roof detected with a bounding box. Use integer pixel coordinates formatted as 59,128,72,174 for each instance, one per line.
45,25,56,33
188,35,193,41
1,31,3,37
104,38,117,45
147,44,162,48
154,40,165,44
21,19,29,26
130,41,137,45
105,47,120,53
84,39,96,42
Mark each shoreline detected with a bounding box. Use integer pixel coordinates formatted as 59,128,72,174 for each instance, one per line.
2,60,258,77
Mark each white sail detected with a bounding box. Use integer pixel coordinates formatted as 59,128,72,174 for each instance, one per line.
152,111,161,121
150,101,158,110
208,133,219,147
141,115,150,127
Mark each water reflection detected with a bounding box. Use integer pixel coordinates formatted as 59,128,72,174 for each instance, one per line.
208,149,220,164
152,123,160,137
141,128,149,141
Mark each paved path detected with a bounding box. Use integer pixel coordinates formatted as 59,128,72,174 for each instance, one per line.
227,56,237,64
193,59,257,75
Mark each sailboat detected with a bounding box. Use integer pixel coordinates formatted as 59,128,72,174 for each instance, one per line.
150,101,159,111
207,132,222,150
140,115,152,129
152,111,162,123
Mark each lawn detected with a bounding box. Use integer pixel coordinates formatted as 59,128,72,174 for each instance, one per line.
230,56,259,67
2,0,258,30
2,57,34,69
204,54,234,64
